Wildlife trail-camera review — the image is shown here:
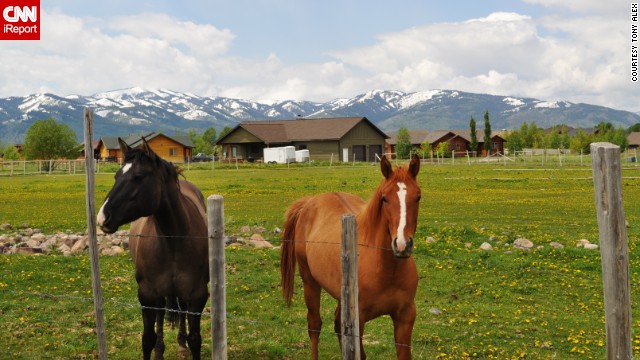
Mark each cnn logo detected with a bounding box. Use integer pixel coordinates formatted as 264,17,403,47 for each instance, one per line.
1,0,40,40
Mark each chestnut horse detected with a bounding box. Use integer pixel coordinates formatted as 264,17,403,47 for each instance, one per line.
97,138,209,360
281,154,421,359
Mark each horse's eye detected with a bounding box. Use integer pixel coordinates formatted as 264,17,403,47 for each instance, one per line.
381,196,387,203
416,194,421,202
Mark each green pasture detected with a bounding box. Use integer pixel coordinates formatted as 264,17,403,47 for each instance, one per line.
1,160,640,359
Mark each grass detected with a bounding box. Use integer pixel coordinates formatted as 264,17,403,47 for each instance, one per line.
2,160,640,358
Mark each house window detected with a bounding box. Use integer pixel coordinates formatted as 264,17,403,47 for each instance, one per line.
169,148,178,156
232,146,237,158
492,142,498,150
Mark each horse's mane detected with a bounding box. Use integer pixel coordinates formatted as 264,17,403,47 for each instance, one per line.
123,147,182,182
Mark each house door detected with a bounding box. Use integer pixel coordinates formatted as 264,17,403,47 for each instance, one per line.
353,145,366,162
343,148,349,162
369,145,382,162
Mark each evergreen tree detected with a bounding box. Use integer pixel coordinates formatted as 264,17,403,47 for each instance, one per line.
469,116,478,154
483,111,492,156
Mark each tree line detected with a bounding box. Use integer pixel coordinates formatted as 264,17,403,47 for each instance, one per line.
0,117,234,165
394,111,634,159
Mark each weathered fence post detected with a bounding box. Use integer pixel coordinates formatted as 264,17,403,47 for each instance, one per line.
341,214,360,360
208,195,227,359
83,108,108,359
590,142,632,360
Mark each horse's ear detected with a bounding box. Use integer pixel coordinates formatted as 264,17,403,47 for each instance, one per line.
141,137,155,159
381,155,392,179
118,138,130,154
409,154,420,177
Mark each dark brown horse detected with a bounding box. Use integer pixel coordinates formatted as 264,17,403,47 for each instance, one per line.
97,138,209,360
281,154,421,359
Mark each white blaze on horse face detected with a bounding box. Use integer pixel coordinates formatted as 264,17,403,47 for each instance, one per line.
396,182,408,251
121,162,133,174
97,198,108,226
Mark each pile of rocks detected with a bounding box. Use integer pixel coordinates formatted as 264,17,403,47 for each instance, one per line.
0,222,278,256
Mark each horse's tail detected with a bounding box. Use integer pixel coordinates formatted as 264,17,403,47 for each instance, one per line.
165,296,180,328
281,198,306,306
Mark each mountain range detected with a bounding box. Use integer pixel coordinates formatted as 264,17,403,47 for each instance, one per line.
1,87,639,144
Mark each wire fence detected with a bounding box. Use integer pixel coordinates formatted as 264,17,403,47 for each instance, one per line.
0,226,618,359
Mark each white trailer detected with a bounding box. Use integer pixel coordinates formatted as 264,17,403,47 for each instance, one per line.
264,146,296,164
295,149,310,162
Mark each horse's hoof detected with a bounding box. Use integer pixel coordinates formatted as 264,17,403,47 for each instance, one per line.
177,346,189,359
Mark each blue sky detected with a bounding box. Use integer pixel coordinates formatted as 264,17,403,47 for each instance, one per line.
0,0,634,112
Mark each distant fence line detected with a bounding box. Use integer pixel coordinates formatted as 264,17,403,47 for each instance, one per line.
2,148,640,177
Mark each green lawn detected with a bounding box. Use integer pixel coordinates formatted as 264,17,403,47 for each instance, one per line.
1,161,640,359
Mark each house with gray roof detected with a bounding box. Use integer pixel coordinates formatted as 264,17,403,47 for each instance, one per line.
216,117,389,162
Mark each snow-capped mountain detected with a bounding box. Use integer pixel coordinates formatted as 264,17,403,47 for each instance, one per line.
1,88,638,144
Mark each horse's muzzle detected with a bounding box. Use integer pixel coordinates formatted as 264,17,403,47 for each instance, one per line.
392,237,414,258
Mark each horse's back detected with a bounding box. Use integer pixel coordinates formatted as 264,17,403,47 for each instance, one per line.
178,179,207,221
288,192,365,297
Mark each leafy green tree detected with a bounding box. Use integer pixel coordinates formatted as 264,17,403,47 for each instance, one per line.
188,129,214,155
592,122,628,149
395,126,413,159
417,140,432,159
23,118,78,165
203,127,217,146
3,144,20,160
469,116,478,154
483,111,492,156
505,130,525,153
627,123,640,133
435,142,450,157
569,129,594,154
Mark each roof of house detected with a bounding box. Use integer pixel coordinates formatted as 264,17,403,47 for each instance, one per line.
97,132,194,149
628,132,640,146
217,117,388,144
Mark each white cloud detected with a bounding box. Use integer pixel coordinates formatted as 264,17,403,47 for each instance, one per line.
0,4,635,113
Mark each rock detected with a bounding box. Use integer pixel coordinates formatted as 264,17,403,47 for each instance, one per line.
425,237,436,243
248,234,274,249
70,236,88,254
489,235,497,241
239,225,252,233
14,247,43,255
584,243,599,250
513,238,534,250
576,239,590,248
429,307,443,315
0,223,12,230
549,242,564,249
480,242,493,251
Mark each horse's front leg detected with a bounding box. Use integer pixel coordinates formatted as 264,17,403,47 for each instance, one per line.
139,296,163,360
391,303,416,360
185,295,208,360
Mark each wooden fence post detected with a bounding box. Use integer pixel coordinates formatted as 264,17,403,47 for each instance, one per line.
208,195,227,359
590,142,632,360
341,214,360,360
83,108,108,359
